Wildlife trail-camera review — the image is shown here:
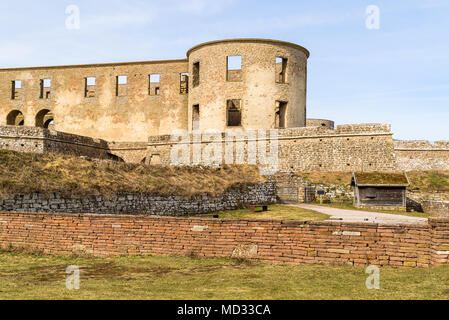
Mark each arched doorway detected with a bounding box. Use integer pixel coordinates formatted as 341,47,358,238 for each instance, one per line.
35,109,54,129
6,110,24,126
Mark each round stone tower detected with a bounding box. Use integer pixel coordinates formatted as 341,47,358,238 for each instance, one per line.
186,39,309,132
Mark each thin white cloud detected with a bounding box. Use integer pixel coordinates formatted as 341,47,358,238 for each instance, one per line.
419,0,449,8
82,10,156,30
0,42,34,64
171,0,236,16
206,11,355,35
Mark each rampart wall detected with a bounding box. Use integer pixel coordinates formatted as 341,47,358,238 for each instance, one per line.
0,183,276,216
146,124,397,172
0,125,111,159
1,212,448,268
394,140,449,171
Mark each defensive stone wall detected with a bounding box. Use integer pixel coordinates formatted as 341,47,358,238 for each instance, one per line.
394,140,449,171
306,118,335,129
107,141,148,163
0,182,276,216
0,125,111,159
1,211,448,268
146,123,396,172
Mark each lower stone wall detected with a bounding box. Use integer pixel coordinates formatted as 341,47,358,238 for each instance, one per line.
394,140,449,171
421,200,449,216
107,141,148,163
0,183,276,216
147,124,397,172
0,125,111,160
268,173,312,203
1,212,448,267
0,126,149,164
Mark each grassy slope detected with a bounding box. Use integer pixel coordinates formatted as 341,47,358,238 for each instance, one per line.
1,252,448,300
0,150,263,197
193,205,330,221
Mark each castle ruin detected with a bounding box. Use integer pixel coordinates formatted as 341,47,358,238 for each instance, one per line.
0,39,448,172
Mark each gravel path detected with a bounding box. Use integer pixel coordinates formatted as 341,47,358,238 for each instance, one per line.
292,204,428,225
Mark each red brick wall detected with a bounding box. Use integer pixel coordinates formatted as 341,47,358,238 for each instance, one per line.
0,212,448,267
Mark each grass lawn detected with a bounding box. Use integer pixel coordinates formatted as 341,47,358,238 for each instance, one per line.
192,205,330,221
0,252,449,300
313,202,430,218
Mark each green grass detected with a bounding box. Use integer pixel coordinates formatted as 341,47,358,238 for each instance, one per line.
408,171,449,192
1,251,449,300
192,205,330,221
313,202,430,218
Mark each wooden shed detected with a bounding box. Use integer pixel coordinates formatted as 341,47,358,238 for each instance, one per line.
351,172,409,211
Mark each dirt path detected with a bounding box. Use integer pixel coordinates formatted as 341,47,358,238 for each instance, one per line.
292,204,428,225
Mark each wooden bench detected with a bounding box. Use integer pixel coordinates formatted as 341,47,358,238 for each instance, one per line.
249,205,269,213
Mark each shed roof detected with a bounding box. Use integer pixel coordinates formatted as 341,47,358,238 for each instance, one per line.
351,172,409,187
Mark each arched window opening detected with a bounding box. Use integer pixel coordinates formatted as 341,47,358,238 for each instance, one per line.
6,110,24,126
35,109,54,129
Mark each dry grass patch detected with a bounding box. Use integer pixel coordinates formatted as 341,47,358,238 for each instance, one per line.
192,205,330,221
0,149,263,197
407,171,449,192
1,252,449,300
296,172,352,186
297,171,449,193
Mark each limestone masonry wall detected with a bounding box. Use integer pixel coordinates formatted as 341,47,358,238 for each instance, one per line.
0,125,110,159
187,39,308,132
0,183,276,216
306,118,335,129
146,123,397,171
0,60,189,142
1,211,448,267
107,141,148,163
394,140,449,171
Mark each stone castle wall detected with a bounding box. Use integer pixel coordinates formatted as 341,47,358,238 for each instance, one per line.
0,39,310,143
394,140,449,171
0,183,276,216
306,118,335,129
146,123,397,172
0,125,149,162
1,211,449,268
0,60,189,142
2,124,448,173
0,125,111,159
187,39,308,132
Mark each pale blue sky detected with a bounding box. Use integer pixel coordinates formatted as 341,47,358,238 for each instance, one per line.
0,0,448,141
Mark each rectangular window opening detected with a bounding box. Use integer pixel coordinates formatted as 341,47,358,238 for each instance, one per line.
180,73,189,94
40,79,51,99
227,99,242,127
227,56,242,82
193,62,200,88
116,75,128,96
11,80,22,100
192,104,200,131
149,74,161,96
275,101,287,128
276,57,288,83
85,77,96,98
